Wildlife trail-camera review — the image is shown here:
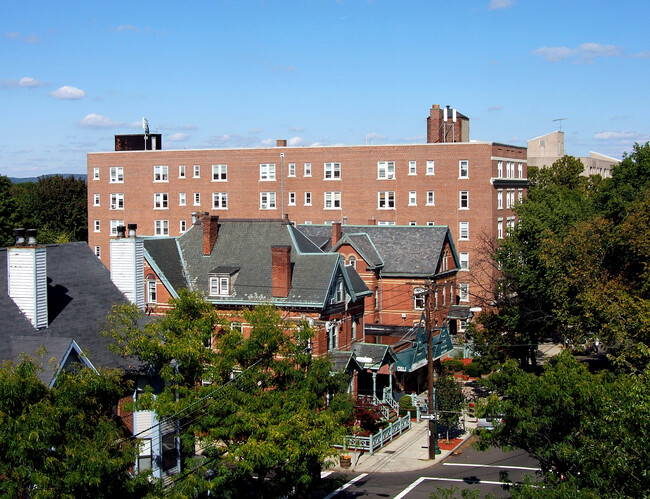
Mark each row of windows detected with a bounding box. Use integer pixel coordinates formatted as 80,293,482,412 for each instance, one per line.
92,160,472,183
496,188,523,210
497,217,516,239
412,282,470,310
496,161,524,179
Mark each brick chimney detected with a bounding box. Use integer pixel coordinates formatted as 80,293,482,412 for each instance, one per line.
332,221,342,246
367,218,376,225
203,215,219,256
426,104,469,143
276,139,287,147
271,245,292,297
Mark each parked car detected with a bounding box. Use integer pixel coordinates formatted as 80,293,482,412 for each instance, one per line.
477,416,503,430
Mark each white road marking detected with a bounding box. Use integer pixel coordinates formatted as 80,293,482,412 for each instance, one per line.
443,463,541,471
323,473,368,499
394,477,511,499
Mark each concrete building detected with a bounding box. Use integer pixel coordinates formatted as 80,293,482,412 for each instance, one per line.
527,131,619,178
87,104,528,309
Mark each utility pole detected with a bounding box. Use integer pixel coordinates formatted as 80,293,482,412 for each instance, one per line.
424,279,441,459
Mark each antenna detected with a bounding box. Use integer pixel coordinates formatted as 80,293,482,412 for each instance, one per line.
552,118,566,132
142,117,149,151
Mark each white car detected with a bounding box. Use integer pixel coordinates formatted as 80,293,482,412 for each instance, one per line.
477,417,503,430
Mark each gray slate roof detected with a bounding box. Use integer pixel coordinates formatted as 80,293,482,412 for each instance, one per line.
297,224,457,276
142,237,186,295
145,220,370,308
0,243,143,379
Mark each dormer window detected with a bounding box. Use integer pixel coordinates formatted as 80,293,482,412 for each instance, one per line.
330,278,345,304
208,266,239,297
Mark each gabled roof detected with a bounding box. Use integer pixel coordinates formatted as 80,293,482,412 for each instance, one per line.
144,219,370,309
350,342,398,370
297,224,457,276
0,242,143,375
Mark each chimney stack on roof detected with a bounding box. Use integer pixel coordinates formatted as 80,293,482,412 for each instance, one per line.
332,221,342,246
271,245,292,298
110,222,144,309
203,215,219,256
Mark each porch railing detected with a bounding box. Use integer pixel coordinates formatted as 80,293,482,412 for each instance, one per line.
336,412,411,456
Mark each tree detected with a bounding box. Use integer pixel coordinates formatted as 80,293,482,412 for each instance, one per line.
104,291,354,498
0,358,154,498
435,373,464,442
475,353,650,498
0,176,15,246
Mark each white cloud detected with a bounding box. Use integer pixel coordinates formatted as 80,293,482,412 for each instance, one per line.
594,130,639,140
49,86,86,99
112,25,139,32
364,133,387,144
629,51,650,59
167,133,189,142
287,136,305,146
5,31,41,43
532,42,623,63
489,0,515,10
2,76,47,88
249,128,262,134
260,138,274,146
78,113,122,129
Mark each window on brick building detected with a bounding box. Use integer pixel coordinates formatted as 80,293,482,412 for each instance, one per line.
154,220,169,236
497,219,503,239
288,163,295,177
193,165,200,178
304,163,311,177
377,161,395,180
409,221,417,226
94,246,101,257
110,167,124,183
93,193,100,206
179,165,186,178
426,161,435,175
459,160,469,178
154,193,168,209
426,191,435,206
154,165,168,182
378,191,395,209
518,162,523,178
179,220,187,233
288,192,296,206
459,191,469,209
324,162,341,180
212,164,227,181
427,221,435,226
193,192,201,206
179,192,186,206
260,163,276,181
147,276,157,304
414,287,425,310
518,188,523,202
409,161,417,175
324,191,341,209
459,221,469,240
212,192,228,209
460,252,469,271
497,161,503,178
304,192,312,206
260,192,276,209
110,220,124,236
497,189,503,210
93,167,100,180
110,193,124,210
94,220,100,233
459,283,469,302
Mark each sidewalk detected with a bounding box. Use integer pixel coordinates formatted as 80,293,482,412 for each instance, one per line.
331,419,475,473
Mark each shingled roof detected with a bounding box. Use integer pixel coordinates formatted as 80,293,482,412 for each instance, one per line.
0,242,144,381
296,224,458,276
144,219,370,309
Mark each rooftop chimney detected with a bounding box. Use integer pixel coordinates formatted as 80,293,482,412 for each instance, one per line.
203,215,219,256
110,223,144,309
276,139,287,147
332,221,342,246
7,228,48,329
426,104,469,144
271,245,292,298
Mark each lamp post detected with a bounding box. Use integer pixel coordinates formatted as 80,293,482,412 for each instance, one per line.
432,369,440,455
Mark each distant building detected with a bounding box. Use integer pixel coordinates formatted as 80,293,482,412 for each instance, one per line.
527,131,619,178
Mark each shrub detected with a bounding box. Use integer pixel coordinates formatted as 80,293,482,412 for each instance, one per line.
399,395,415,417
441,359,464,373
463,361,487,378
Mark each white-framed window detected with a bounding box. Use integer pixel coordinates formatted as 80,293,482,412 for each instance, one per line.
210,276,230,296
304,192,312,206
409,161,417,175
427,221,435,226
304,163,311,177
193,192,201,206
409,221,417,226
347,255,357,268
110,193,124,210
110,220,124,236
180,220,187,233
154,193,168,209
260,192,276,209
459,191,469,209
377,161,395,180
260,163,276,181
507,216,516,232
377,221,396,226
154,165,168,182
426,160,435,175
212,164,227,181
459,221,469,240
409,191,417,206
94,246,101,257
193,165,200,178
109,166,124,183
93,167,100,180
497,189,503,210
94,220,100,233
518,162,523,178
426,191,435,206
147,277,157,304
518,188,523,202
154,220,169,236
460,252,469,271
324,191,341,209
508,162,515,178
414,287,426,310
288,163,296,177
324,162,341,180
288,192,296,206
506,188,514,209
179,192,186,206
212,192,228,209
497,161,503,178
93,193,100,206
459,160,469,178
179,165,186,178
459,283,469,302
510,189,516,207
378,191,395,209
137,438,152,471
304,220,312,225
497,219,503,239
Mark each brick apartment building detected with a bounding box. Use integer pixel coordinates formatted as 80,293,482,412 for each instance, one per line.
88,104,528,309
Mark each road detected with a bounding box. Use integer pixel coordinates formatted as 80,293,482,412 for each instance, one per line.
322,443,540,499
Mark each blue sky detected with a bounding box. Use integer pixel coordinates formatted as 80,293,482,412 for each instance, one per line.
1,0,649,177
